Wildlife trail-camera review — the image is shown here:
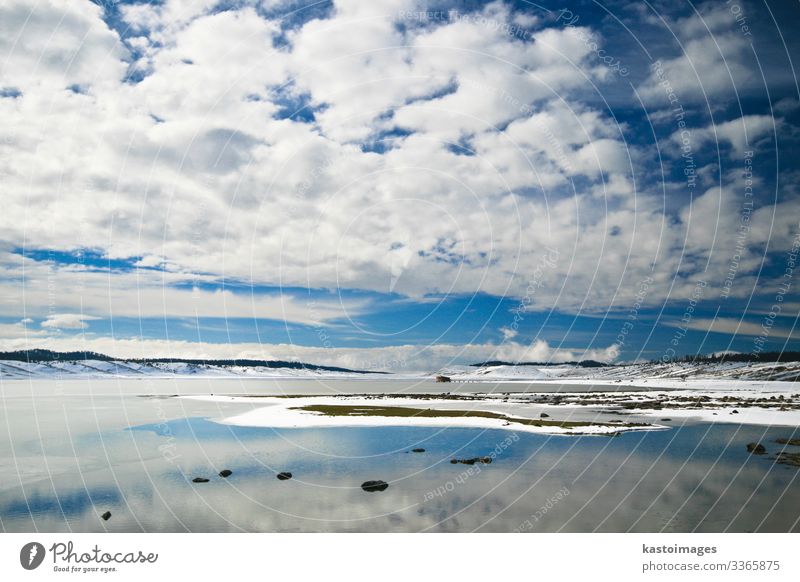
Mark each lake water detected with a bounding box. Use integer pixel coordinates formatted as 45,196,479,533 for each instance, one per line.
1,378,799,532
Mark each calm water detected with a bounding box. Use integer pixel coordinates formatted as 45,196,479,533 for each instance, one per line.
1,378,799,532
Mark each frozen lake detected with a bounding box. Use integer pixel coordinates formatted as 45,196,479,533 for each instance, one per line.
1,378,799,532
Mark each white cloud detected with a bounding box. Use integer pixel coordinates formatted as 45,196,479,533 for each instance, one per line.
0,319,46,339
638,5,757,104
0,0,128,91
40,313,100,330
0,0,793,337
677,115,778,158
0,252,365,326
499,326,517,340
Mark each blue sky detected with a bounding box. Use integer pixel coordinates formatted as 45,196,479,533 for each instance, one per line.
0,0,798,369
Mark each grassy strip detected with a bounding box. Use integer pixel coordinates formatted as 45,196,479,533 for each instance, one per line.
290,404,646,429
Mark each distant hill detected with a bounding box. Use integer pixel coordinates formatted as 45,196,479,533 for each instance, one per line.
0,349,115,362
471,360,608,368
471,352,800,368
0,349,383,374
671,351,800,363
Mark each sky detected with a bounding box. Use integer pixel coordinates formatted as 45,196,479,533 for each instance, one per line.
0,0,799,371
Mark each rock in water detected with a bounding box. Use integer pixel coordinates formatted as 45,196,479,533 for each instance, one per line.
411,448,425,453
361,480,389,492
219,469,233,478
746,443,766,454
277,472,293,480
451,457,493,465
100,511,112,521
435,375,451,383
192,477,210,483
540,413,550,418
775,438,800,446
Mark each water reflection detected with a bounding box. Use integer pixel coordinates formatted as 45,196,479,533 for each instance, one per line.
1,387,799,532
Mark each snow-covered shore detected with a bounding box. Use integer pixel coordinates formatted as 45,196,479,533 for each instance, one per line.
181,377,800,432
182,394,667,436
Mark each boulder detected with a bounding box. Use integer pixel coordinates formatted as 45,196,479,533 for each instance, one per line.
361,480,389,492
100,511,112,521
218,469,233,478
451,456,492,465
435,375,452,383
540,413,550,418
192,477,210,483
277,472,293,480
411,448,426,453
746,443,766,454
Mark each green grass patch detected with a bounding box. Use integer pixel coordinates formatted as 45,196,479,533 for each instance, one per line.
290,404,646,429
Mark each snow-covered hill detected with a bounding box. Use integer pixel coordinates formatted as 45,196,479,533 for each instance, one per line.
446,360,800,384
0,359,385,379
3,357,799,384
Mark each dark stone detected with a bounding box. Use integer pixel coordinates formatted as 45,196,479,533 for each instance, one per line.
731,409,739,414
540,413,550,418
100,511,111,521
451,456,492,465
775,451,800,467
219,469,233,478
361,480,389,492
435,375,452,383
192,477,210,483
661,418,672,422
277,472,292,480
746,442,766,454
775,438,800,446
411,448,425,453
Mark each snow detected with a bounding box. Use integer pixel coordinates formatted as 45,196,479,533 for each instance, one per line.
449,361,800,384
182,395,667,436
3,358,799,386
0,359,387,379
622,406,800,427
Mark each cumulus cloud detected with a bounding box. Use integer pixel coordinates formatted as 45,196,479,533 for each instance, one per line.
0,0,796,364
637,4,758,105
0,0,660,312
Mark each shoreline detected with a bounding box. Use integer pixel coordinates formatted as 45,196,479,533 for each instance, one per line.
182,394,668,436
179,385,800,431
